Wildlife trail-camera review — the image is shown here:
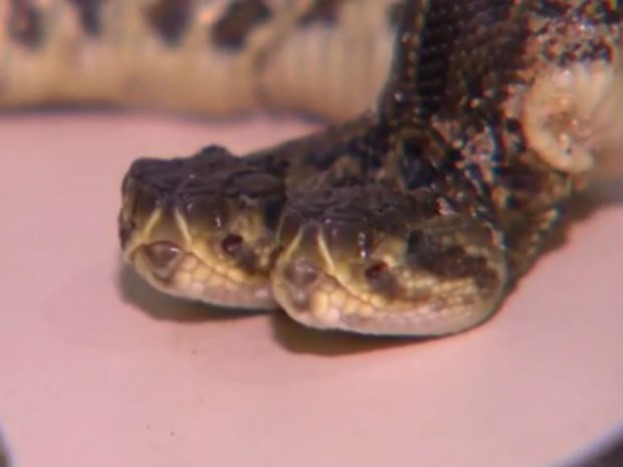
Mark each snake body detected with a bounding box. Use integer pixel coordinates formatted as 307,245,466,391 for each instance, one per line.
6,1,620,335
1,0,397,119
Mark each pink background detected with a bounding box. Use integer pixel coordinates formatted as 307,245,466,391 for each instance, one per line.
0,113,621,467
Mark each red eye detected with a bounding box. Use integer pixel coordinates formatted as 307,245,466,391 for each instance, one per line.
221,234,243,256
364,261,388,281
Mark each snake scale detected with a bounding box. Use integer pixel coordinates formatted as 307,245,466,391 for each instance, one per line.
5,1,621,335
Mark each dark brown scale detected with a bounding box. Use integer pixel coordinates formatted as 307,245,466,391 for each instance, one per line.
67,0,106,36
408,3,464,117
210,0,272,50
8,0,43,49
577,0,623,25
350,124,393,172
503,118,522,135
560,40,613,65
380,0,464,119
534,0,570,18
245,117,376,185
381,0,526,122
496,164,545,194
394,127,456,190
405,227,499,294
126,146,239,197
536,3,621,68
144,0,192,45
231,172,283,197
298,0,347,26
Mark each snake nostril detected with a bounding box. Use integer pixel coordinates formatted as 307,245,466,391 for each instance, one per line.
221,233,244,256
284,260,319,289
143,241,182,278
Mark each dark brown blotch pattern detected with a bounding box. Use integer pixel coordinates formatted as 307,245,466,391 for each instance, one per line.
406,227,500,294
298,0,347,26
8,0,43,48
144,0,192,45
210,0,272,50
67,0,106,35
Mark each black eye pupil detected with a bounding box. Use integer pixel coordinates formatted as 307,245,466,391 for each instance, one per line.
221,234,243,255
364,262,387,280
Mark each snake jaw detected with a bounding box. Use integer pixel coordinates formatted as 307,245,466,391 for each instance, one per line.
272,255,506,336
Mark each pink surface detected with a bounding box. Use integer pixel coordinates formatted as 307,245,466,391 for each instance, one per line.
0,113,621,467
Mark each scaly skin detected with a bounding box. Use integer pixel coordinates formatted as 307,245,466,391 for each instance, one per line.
118,0,623,336
1,0,605,336
0,0,396,119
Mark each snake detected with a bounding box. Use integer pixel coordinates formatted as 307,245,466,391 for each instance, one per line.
5,1,619,335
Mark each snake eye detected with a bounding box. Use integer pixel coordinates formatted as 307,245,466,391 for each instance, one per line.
364,261,388,280
221,233,244,256
363,261,397,295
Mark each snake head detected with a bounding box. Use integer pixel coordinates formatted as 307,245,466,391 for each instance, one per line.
271,186,508,336
119,146,286,310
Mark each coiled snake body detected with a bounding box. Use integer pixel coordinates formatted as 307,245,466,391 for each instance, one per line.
7,0,621,335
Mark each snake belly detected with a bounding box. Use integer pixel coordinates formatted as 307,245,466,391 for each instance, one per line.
6,1,615,335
